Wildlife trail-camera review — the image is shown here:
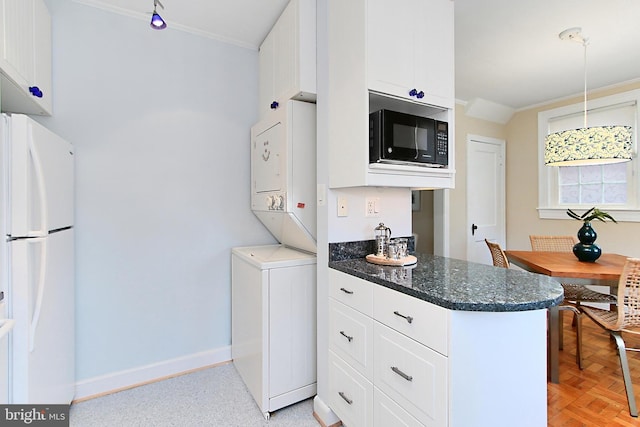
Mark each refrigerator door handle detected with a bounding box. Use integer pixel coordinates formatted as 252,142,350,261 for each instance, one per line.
29,238,47,352
0,319,16,341
27,132,49,237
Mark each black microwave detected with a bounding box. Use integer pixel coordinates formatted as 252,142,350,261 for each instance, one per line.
369,109,448,167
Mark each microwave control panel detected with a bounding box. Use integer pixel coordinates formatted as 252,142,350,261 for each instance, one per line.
435,121,448,164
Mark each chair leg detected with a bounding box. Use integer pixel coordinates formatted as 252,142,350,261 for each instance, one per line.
611,332,638,417
558,309,564,350
575,311,583,370
572,302,580,327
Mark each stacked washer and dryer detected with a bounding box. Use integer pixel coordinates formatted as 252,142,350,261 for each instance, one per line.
231,100,317,420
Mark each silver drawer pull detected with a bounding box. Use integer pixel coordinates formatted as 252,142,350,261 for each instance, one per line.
340,287,354,295
391,366,413,382
338,391,353,405
393,310,413,324
339,330,353,342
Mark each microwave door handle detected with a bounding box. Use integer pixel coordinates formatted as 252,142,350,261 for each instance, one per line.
414,126,419,159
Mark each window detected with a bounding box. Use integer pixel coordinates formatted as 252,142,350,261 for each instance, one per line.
537,89,640,222
559,163,628,205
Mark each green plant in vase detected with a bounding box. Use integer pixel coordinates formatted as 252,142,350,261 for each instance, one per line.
566,207,617,262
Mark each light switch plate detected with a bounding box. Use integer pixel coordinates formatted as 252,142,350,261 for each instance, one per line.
337,196,348,217
317,184,326,206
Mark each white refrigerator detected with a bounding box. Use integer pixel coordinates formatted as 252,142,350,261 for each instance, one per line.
0,113,75,404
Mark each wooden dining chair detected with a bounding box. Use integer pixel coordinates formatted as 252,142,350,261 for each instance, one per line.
485,239,510,268
580,258,640,417
528,235,601,369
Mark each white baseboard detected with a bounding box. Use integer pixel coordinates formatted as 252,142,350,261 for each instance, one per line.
73,346,231,401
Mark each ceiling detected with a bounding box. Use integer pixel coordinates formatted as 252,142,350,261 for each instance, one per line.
75,0,640,112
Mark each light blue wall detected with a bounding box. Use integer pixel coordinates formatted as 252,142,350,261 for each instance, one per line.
38,1,275,381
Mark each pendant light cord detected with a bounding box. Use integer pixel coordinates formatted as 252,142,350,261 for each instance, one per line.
583,40,588,128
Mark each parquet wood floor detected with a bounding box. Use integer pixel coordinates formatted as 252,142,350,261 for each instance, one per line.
548,312,640,426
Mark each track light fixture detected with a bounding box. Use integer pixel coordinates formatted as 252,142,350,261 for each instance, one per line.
150,0,167,30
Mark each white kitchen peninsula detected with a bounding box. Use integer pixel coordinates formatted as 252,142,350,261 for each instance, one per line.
327,247,563,427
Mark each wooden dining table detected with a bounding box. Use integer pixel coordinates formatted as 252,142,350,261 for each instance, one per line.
504,251,628,384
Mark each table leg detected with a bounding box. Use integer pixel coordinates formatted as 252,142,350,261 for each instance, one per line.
548,306,559,384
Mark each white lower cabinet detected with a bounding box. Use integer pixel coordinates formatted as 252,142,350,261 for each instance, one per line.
374,322,447,426
374,387,424,427
329,268,373,316
328,351,373,427
374,283,448,356
329,299,374,379
328,271,448,427
328,270,550,426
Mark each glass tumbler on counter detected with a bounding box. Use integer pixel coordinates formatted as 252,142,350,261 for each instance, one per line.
387,242,400,260
393,238,408,258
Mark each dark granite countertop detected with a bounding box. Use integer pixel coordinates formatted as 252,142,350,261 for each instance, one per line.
329,253,564,312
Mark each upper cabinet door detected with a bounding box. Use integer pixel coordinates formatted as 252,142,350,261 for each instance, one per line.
31,0,52,114
367,0,416,100
0,0,35,87
0,0,52,115
416,0,454,108
367,0,454,109
258,0,316,119
259,30,276,118
272,1,297,102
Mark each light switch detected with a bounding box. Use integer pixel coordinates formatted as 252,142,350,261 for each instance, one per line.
337,197,348,217
317,184,326,206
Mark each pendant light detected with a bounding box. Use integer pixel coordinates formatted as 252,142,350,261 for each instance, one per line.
544,28,632,166
150,0,167,30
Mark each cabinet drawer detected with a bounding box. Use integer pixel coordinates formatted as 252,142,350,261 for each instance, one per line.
328,351,373,427
374,323,447,427
374,284,448,355
329,269,373,316
329,298,374,380
374,387,424,427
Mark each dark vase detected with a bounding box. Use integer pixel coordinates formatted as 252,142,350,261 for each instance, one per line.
573,221,601,262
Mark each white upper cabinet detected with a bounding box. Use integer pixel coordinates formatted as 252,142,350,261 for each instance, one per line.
367,0,454,109
258,0,316,119
325,0,455,189
0,0,35,93
32,0,52,114
0,0,52,115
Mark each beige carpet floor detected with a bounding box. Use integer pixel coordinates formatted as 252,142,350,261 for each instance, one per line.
70,362,319,427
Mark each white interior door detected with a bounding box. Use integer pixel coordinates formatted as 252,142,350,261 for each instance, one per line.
466,135,506,264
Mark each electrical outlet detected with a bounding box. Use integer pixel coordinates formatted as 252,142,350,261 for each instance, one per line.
366,197,380,217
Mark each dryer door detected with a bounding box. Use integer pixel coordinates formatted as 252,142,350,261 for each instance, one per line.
252,121,284,195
